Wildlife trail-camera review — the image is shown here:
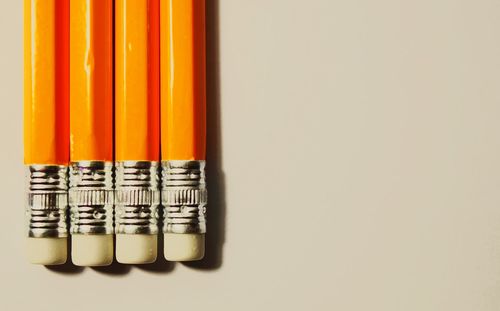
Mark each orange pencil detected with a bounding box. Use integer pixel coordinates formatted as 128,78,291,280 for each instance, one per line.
24,0,70,265
115,0,160,264
69,0,114,266
161,0,207,261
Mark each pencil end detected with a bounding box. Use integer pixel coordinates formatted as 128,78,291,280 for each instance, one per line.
26,237,67,265
164,233,205,262
71,234,113,266
116,234,157,264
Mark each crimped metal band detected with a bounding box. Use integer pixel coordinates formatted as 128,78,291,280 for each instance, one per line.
69,161,114,235
115,161,160,234
162,160,207,234
25,165,68,238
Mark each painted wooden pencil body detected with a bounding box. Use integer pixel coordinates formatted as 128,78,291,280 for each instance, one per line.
24,0,70,265
115,0,160,264
69,0,114,267
161,0,207,261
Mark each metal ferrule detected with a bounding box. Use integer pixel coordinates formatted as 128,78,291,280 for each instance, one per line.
25,165,68,238
69,161,114,235
115,161,160,235
162,160,207,234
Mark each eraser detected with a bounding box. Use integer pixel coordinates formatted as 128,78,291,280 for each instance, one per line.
164,233,205,261
71,234,113,266
26,237,67,265
116,234,157,264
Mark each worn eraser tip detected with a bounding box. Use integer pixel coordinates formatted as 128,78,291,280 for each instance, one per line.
71,234,113,267
116,234,157,264
164,233,205,261
26,237,67,265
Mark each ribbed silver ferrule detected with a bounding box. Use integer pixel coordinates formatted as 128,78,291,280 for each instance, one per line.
69,161,114,235
25,165,68,238
162,160,207,234
115,161,160,234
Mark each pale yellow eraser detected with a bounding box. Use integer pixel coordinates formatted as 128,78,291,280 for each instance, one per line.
71,234,113,266
116,234,157,264
26,237,67,265
164,233,205,261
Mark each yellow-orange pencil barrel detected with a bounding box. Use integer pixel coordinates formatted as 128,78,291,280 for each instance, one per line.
115,0,160,264
69,0,114,267
161,0,207,261
24,0,70,265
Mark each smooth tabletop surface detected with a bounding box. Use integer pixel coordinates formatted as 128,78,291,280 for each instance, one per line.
2,0,500,310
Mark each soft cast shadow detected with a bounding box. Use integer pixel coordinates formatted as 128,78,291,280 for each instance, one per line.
92,261,132,276
45,261,84,274
185,0,226,270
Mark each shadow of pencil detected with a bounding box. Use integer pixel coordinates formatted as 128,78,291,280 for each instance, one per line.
92,260,132,276
45,261,84,274
185,0,226,271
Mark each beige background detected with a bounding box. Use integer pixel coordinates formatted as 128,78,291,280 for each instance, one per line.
2,0,500,310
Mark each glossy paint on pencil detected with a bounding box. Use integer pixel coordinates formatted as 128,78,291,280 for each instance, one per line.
115,0,160,161
24,0,69,165
161,0,206,161
70,0,113,161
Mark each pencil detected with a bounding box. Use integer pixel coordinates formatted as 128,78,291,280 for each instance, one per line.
24,0,70,265
69,0,114,266
161,0,207,261
115,0,160,264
